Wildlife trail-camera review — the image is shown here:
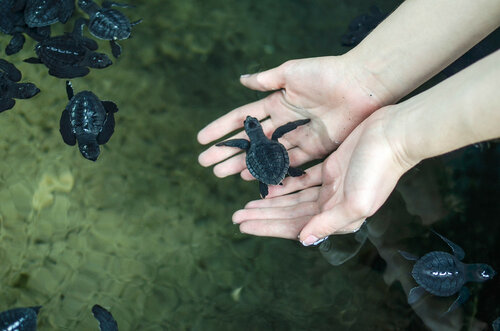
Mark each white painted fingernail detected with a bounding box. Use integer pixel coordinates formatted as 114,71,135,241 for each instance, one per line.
240,74,251,78
301,235,328,247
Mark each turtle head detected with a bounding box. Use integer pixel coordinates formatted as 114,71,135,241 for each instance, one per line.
77,135,100,161
14,83,40,99
244,116,264,141
89,53,112,69
466,263,496,282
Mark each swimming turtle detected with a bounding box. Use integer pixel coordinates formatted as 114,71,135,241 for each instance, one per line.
0,59,40,112
60,80,118,161
0,0,50,54
0,306,40,331
19,0,75,28
24,18,112,78
216,116,310,198
0,305,118,330
92,305,118,331
77,0,142,58
399,230,496,314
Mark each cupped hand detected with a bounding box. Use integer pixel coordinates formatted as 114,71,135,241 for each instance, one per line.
197,56,388,180
231,106,416,245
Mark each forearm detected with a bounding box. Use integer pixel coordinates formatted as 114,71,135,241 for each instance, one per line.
345,0,500,105
387,50,500,167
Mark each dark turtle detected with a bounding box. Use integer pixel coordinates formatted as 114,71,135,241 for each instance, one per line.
0,306,41,331
78,0,142,58
60,80,118,161
92,305,118,331
216,116,310,198
399,230,496,314
24,18,112,78
18,0,75,28
341,5,386,47
0,0,50,55
0,58,40,112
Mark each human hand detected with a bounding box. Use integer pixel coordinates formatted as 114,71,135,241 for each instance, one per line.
231,107,415,245
198,56,388,180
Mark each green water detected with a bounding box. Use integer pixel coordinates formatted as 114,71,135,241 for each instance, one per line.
1,0,499,330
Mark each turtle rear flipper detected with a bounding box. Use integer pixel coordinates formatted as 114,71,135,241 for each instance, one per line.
445,287,470,315
97,112,115,144
59,109,77,145
92,304,118,331
288,167,305,177
0,98,15,112
259,181,269,199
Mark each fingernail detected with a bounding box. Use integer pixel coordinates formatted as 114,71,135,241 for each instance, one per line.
301,235,328,247
240,74,251,78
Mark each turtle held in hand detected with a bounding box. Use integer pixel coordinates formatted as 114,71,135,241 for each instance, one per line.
399,230,496,314
216,116,310,198
60,81,118,161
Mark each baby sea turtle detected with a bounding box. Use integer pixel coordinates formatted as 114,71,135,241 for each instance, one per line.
216,116,310,198
60,81,118,161
20,0,75,28
0,0,50,55
0,58,40,112
78,0,142,58
24,18,112,78
92,305,118,331
399,230,496,314
0,306,40,331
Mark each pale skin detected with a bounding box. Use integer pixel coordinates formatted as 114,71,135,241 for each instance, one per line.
197,0,500,245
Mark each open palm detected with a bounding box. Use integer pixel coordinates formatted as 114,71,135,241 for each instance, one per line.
197,56,386,180
231,108,413,244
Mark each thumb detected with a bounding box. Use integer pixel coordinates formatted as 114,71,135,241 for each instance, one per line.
240,65,286,91
299,204,365,246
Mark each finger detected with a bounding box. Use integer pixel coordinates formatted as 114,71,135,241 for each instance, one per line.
298,204,363,246
240,65,286,91
266,163,323,198
336,219,366,234
232,201,318,224
239,147,314,181
197,99,268,145
213,153,246,178
239,216,311,240
244,187,320,208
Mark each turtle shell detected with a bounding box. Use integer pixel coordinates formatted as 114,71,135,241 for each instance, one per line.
67,91,106,138
246,140,289,185
412,251,466,297
35,35,88,67
88,8,131,40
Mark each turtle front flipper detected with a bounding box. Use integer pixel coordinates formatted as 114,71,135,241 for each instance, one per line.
407,286,426,305
432,230,465,260
92,304,118,331
399,250,419,261
259,181,269,199
6,33,25,55
0,98,15,112
97,112,115,144
445,287,470,314
271,119,310,141
216,139,250,150
59,109,77,145
288,167,305,177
